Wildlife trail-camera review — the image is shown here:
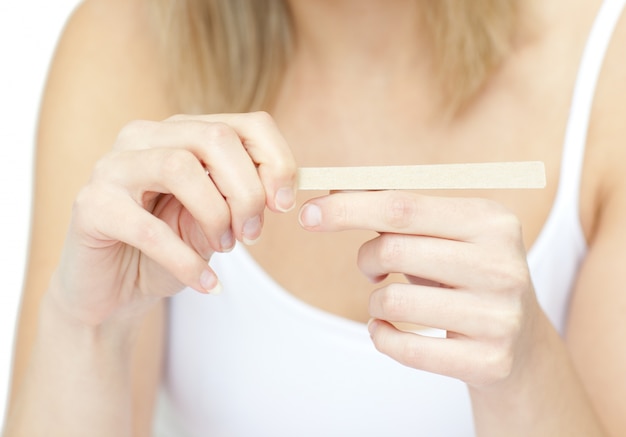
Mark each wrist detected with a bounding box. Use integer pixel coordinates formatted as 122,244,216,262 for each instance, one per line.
39,287,143,358
44,269,157,335
6,288,143,437
467,314,605,437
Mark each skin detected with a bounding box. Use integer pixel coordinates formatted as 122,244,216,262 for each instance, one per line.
4,0,626,436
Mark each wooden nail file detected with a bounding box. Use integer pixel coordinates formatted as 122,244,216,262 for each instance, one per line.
297,161,546,190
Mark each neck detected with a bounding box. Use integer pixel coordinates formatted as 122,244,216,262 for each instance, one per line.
285,1,427,75
281,0,550,119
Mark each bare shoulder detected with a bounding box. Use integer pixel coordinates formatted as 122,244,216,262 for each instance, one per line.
43,0,176,134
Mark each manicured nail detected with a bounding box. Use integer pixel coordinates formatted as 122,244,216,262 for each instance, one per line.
298,204,321,228
220,229,234,252
208,281,223,295
242,215,262,245
200,269,221,294
275,187,296,212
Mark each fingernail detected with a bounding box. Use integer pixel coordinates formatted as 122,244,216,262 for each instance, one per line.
298,204,321,228
200,269,221,294
220,229,234,252
242,215,262,245
208,281,223,295
275,187,296,212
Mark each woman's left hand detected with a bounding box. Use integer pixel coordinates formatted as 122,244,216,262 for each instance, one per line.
298,190,543,389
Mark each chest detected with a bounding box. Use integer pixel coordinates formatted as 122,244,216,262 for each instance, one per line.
245,36,590,323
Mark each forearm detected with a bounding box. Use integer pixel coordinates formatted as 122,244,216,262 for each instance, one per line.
4,293,141,437
469,315,608,437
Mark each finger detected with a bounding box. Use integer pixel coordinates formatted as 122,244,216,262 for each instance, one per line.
165,120,267,244
357,232,482,287
158,197,216,260
299,190,521,244
369,283,503,338
368,319,510,386
115,116,295,242
100,148,234,252
75,185,221,295
166,112,298,213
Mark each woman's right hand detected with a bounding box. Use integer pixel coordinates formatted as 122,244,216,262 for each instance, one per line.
49,112,297,327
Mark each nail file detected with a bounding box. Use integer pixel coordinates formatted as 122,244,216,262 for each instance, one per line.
297,161,546,190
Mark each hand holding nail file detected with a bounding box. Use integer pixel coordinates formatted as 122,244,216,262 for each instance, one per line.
297,161,546,190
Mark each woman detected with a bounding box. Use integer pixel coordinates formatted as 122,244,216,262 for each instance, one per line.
4,0,626,436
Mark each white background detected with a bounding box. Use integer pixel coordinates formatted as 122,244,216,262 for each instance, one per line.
0,0,82,428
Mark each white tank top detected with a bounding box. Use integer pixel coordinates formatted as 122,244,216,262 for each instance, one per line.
156,2,626,435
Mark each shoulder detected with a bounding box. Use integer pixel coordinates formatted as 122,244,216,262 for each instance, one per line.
43,0,177,138
36,0,178,185
59,0,162,64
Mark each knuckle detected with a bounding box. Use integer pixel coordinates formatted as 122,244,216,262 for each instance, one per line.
202,121,237,143
133,218,167,247
165,113,187,122
487,303,524,342
484,347,515,382
72,185,98,225
165,253,197,285
506,264,530,294
370,333,387,355
246,110,275,127
400,341,423,367
466,346,515,387
90,157,111,183
376,285,409,319
268,156,297,180
376,234,405,269
72,183,118,235
251,186,269,207
233,187,267,212
485,206,523,242
115,120,156,149
382,192,418,229
245,111,296,174
209,202,233,228
326,197,349,227
90,152,123,183
492,262,530,297
159,150,197,182
371,328,422,367
473,312,522,385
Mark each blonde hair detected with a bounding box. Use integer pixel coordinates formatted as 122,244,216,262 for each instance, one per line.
152,0,517,115
423,1,518,114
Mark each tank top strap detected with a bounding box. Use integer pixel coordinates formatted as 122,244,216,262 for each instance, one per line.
558,0,626,206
